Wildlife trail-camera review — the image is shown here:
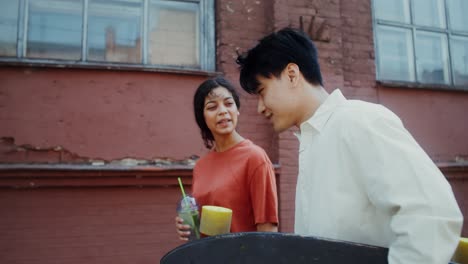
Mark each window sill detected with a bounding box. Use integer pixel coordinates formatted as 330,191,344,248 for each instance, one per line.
0,58,220,77
0,163,195,188
0,164,281,189
437,161,468,180
377,80,468,93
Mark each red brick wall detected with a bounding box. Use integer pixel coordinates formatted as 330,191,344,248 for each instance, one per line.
0,187,183,264
449,172,468,236
340,0,378,101
0,1,467,264
0,67,209,163
216,0,277,162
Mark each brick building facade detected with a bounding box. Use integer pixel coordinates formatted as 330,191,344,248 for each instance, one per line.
1,0,467,263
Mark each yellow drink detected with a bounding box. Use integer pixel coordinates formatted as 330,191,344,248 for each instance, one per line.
453,237,468,264
199,205,232,236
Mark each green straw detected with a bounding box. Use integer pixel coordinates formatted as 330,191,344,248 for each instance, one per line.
177,177,200,239
178,177,187,199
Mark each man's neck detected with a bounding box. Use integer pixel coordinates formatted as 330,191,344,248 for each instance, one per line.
296,84,329,127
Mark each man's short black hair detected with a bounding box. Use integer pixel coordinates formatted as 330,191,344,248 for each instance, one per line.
237,27,323,94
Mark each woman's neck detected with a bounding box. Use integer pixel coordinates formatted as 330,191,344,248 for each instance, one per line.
213,131,244,152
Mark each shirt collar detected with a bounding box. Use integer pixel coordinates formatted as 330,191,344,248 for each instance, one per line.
299,89,347,133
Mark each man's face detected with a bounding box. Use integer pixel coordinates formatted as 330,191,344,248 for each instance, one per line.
256,70,298,133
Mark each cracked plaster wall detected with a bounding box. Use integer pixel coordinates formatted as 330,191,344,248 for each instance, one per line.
0,67,210,164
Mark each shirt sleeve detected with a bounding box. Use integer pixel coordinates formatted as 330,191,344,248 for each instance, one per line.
248,152,279,226
346,113,463,264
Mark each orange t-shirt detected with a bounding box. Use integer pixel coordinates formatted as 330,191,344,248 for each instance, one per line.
192,139,279,232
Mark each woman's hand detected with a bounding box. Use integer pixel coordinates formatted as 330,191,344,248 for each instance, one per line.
175,216,192,241
256,222,278,232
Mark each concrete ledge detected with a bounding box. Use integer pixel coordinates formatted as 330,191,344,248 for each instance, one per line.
0,164,194,188
0,164,281,189
437,161,468,180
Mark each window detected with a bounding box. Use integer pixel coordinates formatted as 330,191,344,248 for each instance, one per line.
0,1,20,57
0,0,215,72
372,0,468,90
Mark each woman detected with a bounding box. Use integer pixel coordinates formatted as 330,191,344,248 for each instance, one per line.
175,77,279,241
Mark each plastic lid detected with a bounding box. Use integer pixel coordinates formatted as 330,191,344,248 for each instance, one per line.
177,195,198,211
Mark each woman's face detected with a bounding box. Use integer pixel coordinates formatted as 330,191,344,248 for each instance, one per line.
203,86,239,138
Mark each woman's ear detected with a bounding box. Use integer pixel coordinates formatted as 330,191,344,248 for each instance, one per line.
237,111,240,116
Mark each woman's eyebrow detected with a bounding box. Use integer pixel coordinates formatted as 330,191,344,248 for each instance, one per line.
205,95,233,105
204,100,216,107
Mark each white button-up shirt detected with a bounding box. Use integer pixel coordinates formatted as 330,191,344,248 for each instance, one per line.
295,89,463,264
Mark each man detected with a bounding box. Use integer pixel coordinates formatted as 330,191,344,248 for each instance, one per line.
236,27,463,263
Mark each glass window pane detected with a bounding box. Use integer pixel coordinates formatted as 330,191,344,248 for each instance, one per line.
26,0,82,60
149,0,199,68
413,0,446,28
373,0,410,23
0,0,19,57
447,0,468,32
415,31,450,85
87,0,142,64
451,36,468,86
376,25,415,82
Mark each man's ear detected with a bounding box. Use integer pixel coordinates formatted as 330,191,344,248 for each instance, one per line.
285,63,300,86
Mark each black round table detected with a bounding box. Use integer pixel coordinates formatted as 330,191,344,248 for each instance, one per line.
160,232,389,264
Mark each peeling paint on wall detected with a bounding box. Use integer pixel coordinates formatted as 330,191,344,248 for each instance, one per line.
0,137,199,166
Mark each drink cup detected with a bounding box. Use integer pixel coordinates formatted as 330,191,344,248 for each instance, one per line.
452,237,468,264
177,195,200,240
199,205,232,236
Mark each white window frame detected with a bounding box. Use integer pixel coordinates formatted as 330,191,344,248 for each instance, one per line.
0,0,215,73
371,0,468,91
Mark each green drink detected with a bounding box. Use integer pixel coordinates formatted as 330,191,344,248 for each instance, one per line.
177,195,200,240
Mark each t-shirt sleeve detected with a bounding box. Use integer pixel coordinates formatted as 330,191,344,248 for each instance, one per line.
248,150,279,225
